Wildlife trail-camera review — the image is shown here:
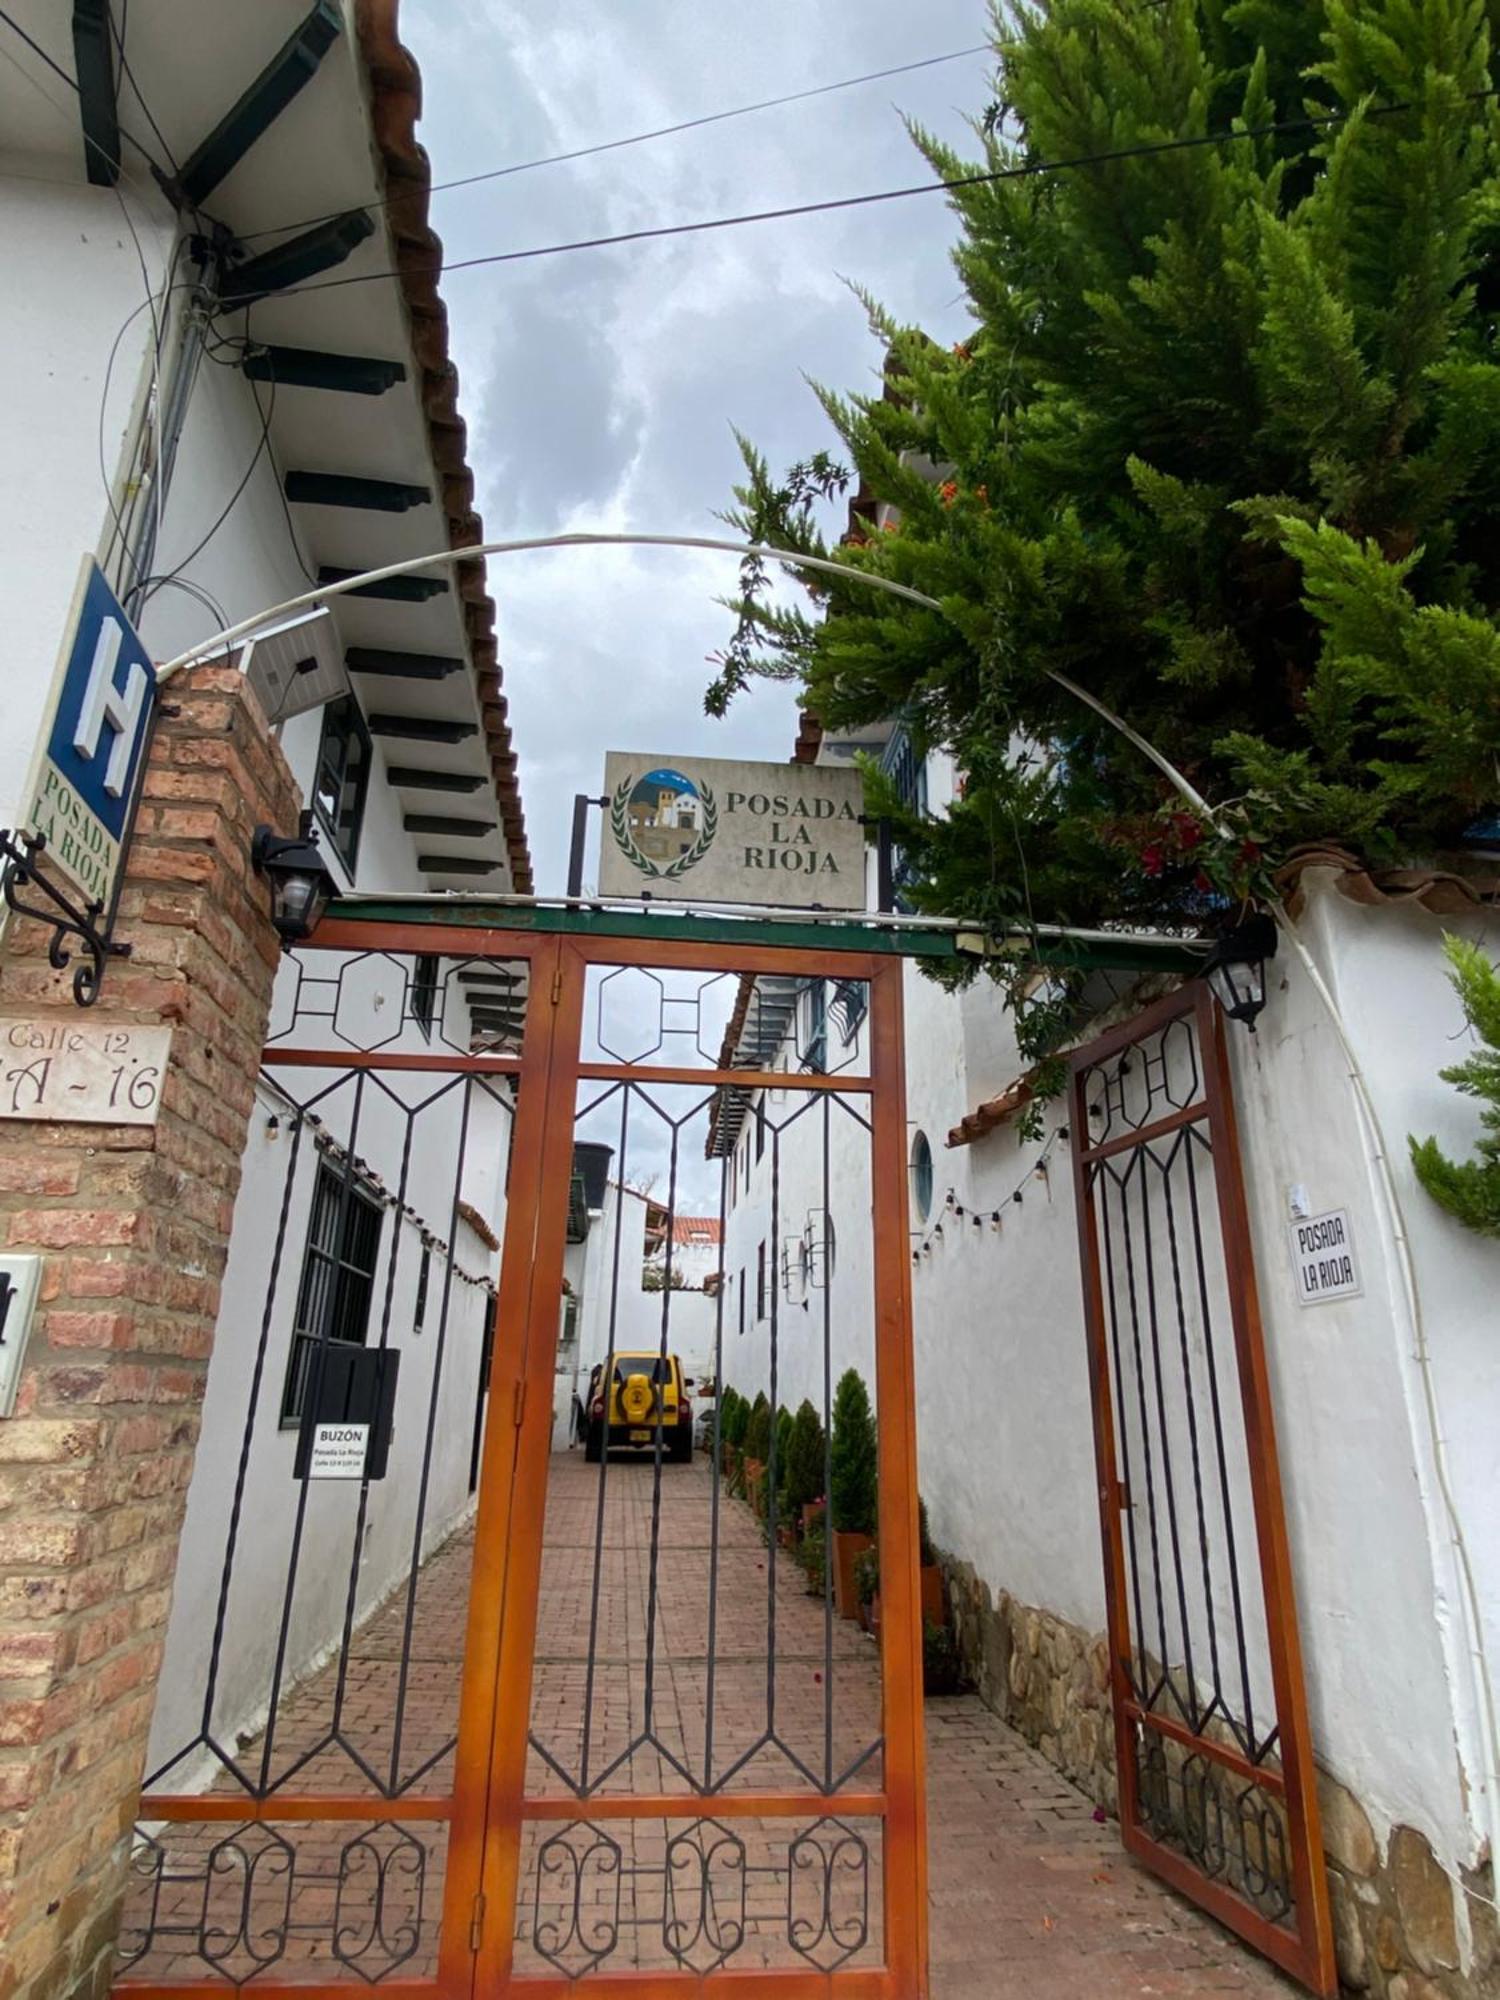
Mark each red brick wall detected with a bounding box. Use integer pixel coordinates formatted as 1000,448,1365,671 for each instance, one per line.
0,668,300,2000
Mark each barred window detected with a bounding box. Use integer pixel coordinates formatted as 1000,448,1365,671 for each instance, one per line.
281,1160,384,1427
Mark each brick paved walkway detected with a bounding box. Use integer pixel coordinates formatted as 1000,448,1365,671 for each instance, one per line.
123,1451,1297,1994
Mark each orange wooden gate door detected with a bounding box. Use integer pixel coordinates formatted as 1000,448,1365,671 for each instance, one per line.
1068,985,1335,1996
117,920,928,1999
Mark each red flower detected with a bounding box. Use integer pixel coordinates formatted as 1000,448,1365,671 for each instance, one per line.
1194,869,1213,893
1141,844,1166,878
1239,839,1262,865
938,480,959,507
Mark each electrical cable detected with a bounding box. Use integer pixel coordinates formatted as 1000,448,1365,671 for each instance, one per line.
129,571,229,630
0,19,193,595
218,88,1500,306
106,0,185,187
138,369,276,605
231,43,993,245
0,1,170,181
197,309,320,588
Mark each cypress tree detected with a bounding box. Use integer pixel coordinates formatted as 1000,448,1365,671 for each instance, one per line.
714,0,1500,1089
1410,937,1500,1237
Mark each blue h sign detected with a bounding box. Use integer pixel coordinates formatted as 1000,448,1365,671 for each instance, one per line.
31,561,156,908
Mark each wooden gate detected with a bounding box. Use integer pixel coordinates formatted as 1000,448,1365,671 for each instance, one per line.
1068,984,1335,1995
117,916,928,1999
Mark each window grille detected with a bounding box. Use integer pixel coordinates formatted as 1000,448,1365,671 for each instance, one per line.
281,1159,384,1426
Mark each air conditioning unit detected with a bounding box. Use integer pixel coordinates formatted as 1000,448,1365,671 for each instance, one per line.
240,607,349,723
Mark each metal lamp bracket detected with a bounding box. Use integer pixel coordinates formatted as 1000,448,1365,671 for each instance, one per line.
0,828,133,1007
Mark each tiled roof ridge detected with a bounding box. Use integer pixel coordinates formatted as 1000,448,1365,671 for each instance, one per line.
354,0,532,893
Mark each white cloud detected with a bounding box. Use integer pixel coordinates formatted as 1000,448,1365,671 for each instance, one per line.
403,0,990,891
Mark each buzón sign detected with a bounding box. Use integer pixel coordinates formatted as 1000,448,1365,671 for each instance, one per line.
598,753,866,910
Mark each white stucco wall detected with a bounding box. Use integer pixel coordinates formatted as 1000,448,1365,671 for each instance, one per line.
0,177,172,832
149,951,514,1788
572,1183,720,1390
716,843,1500,1904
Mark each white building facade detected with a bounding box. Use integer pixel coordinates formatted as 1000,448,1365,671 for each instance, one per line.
717,717,1500,1994
1,0,528,1803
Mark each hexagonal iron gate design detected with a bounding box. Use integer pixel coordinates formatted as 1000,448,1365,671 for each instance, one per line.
115,918,928,2000
1069,984,1336,1996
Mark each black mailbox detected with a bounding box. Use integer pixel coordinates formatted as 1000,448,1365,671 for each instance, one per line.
293,1345,401,1481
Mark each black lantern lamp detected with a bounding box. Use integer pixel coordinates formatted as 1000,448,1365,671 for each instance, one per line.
251,810,338,944
1202,911,1277,1030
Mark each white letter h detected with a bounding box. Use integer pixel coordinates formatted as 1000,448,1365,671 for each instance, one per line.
73,617,148,797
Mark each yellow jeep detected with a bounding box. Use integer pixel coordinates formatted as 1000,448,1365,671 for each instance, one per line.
584,1352,694,1462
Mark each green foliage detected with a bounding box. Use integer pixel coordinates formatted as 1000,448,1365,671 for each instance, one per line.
1410,935,1500,1236
830,1369,878,1534
799,1516,827,1597
773,1406,795,1481
918,1497,938,1570
853,1542,881,1609
714,0,1500,962
721,1387,748,1448
923,1621,965,1697
787,1400,827,1516
744,1392,772,1466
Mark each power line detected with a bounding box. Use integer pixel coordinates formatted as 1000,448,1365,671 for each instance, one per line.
228,91,1496,307
107,0,184,185
0,2,168,180
139,356,277,605
233,43,993,245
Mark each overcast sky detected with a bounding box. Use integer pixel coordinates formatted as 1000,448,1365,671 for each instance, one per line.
401,0,992,896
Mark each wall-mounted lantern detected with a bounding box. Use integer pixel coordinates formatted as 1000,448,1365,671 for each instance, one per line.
251,810,337,944
1203,912,1277,1030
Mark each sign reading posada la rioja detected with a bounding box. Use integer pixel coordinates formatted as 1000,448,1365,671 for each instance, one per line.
598,753,866,909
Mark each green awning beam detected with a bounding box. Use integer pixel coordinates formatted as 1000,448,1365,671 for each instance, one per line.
71,0,119,188
242,347,406,396
172,0,343,206
321,897,1205,973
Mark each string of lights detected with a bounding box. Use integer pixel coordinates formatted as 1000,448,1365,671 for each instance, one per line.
258,1092,498,1300
910,1125,1069,1267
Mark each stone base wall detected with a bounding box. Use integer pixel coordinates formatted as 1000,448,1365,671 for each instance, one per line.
946,1559,1117,1814
944,1559,1498,1997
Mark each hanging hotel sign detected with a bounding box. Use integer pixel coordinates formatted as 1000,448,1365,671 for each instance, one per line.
26,558,156,910
598,752,866,909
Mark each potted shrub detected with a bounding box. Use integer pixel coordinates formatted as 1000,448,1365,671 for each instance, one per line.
720,1387,745,1475
923,1620,965,1697
919,1498,946,1628
799,1516,827,1599
853,1541,881,1634
830,1369,877,1618
771,1406,796,1538
787,1401,826,1537
743,1393,771,1516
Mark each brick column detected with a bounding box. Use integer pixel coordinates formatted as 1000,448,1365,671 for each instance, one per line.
0,667,300,2000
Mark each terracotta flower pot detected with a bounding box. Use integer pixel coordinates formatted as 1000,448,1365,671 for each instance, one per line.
920,1564,946,1628
832,1530,874,1620
801,1500,826,1539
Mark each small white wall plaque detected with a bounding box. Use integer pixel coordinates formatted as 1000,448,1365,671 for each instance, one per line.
1289,1208,1361,1306
0,1019,171,1125
307,1422,370,1479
